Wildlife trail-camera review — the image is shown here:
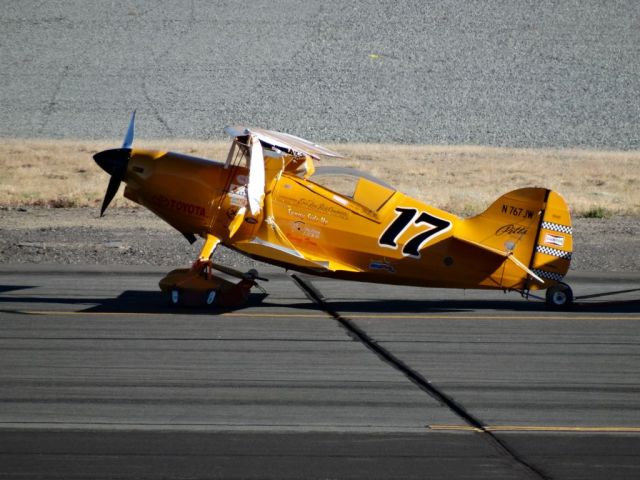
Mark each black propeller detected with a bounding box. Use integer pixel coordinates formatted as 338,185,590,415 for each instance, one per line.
93,111,135,216
94,148,131,216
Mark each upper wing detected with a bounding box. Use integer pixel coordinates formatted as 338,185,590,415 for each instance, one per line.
224,126,343,159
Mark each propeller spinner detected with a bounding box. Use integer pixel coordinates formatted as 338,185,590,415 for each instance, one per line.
94,111,135,216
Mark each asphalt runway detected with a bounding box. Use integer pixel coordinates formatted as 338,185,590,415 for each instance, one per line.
1,264,639,479
2,1,639,148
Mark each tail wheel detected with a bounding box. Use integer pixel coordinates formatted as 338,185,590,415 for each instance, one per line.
545,282,573,308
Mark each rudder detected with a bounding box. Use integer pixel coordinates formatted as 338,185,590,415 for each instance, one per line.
529,190,573,287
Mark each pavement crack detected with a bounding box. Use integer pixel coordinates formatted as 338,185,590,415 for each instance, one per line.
142,76,173,136
38,65,69,135
290,273,551,480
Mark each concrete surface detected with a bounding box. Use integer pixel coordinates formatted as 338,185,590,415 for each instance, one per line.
2,1,639,148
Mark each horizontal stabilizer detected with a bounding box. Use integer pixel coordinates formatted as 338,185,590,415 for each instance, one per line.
454,236,545,284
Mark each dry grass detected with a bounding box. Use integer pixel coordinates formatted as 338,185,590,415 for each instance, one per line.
1,138,638,217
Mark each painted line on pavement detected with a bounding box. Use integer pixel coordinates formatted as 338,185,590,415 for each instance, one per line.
428,425,640,433
8,310,640,321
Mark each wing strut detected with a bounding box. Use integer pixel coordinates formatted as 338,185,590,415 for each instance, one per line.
247,135,265,215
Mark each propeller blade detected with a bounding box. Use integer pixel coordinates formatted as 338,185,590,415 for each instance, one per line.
93,148,131,216
122,110,136,149
100,173,123,216
93,112,136,217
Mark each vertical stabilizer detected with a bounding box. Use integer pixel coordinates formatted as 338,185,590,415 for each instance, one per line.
457,188,572,289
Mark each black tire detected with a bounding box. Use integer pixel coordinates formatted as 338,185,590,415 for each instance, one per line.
169,288,181,306
545,282,573,308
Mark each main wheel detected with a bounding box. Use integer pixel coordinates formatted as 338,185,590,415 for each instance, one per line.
170,288,181,306
545,282,573,308
204,289,217,306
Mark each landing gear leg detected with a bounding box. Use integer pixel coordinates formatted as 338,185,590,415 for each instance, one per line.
545,282,574,308
191,234,221,270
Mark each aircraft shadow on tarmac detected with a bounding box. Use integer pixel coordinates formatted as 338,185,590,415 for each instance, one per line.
1,285,638,315
0,289,269,315
81,290,272,314
0,285,34,294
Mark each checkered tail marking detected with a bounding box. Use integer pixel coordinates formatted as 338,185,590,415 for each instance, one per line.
541,221,572,234
531,269,565,282
535,245,572,260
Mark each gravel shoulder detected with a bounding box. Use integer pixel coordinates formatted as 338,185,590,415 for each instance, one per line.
1,207,637,273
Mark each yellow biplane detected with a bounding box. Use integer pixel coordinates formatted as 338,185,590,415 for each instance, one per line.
94,113,574,308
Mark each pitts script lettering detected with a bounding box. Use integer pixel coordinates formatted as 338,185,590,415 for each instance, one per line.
495,224,529,236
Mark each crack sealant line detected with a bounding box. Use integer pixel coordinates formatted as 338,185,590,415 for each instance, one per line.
289,273,550,480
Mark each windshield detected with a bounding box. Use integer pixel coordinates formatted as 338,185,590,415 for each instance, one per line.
309,166,395,198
